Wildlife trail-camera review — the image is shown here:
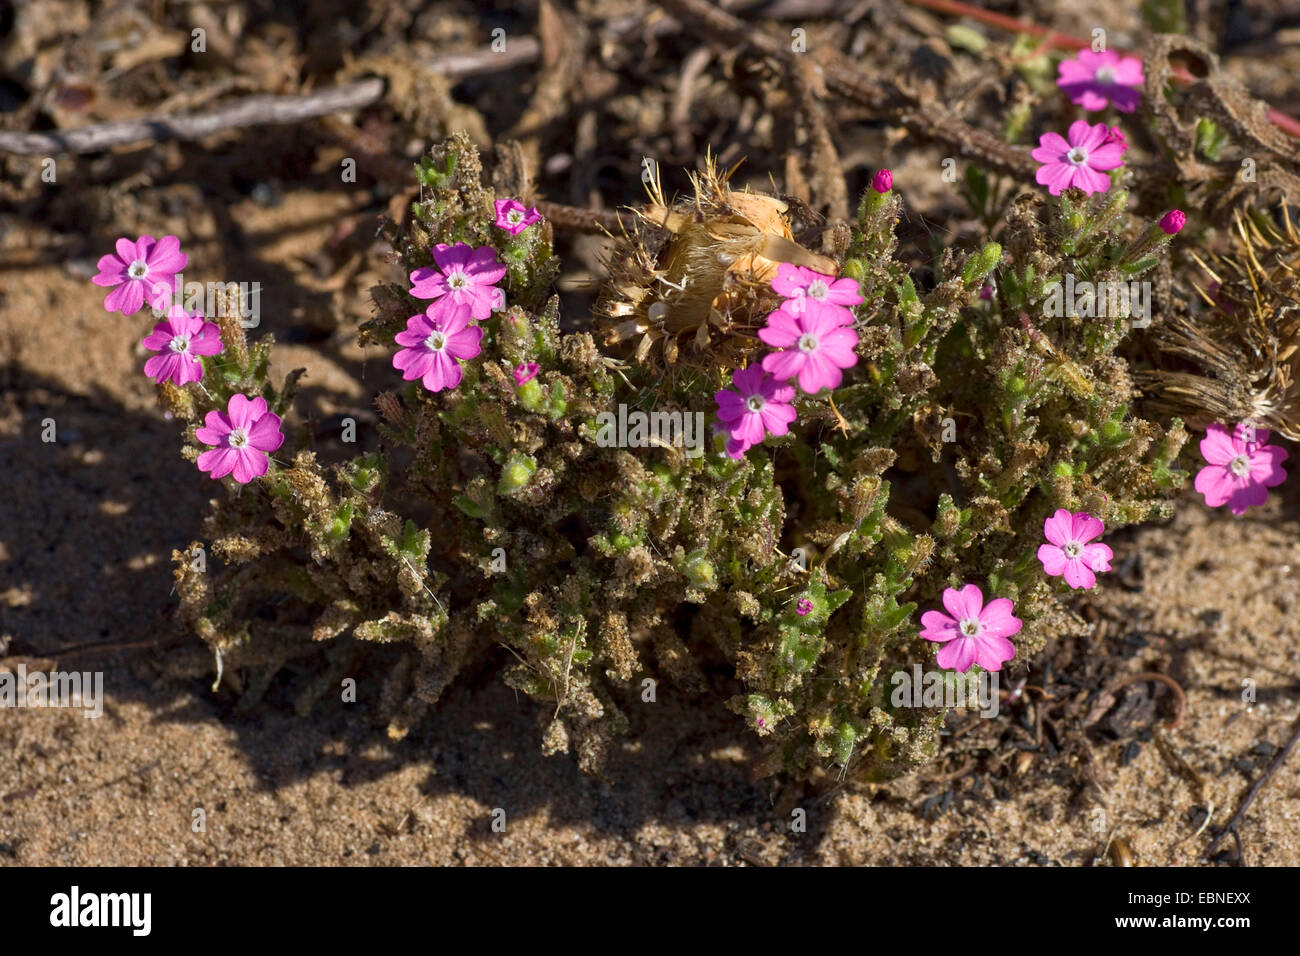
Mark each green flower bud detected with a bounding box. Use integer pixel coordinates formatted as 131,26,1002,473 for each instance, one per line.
842,258,868,282
499,453,537,494
516,378,543,412
682,549,716,590
961,241,1002,287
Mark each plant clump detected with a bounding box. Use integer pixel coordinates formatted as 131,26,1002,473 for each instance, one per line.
93,84,1291,783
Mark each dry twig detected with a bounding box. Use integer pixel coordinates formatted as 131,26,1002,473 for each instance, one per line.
1203,715,1300,861
0,78,387,156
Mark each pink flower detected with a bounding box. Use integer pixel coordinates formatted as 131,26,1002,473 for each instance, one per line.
1160,209,1186,235
1056,49,1144,113
1037,509,1113,590
759,300,859,394
872,169,893,193
796,598,813,616
513,361,539,386
195,394,284,484
1103,126,1129,152
714,364,797,459
1194,423,1289,516
92,235,187,315
393,303,484,393
1031,120,1126,196
409,242,506,320
494,198,541,235
920,584,1020,673
141,305,223,386
770,262,863,318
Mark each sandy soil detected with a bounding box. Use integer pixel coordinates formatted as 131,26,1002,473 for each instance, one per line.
2,213,1297,864
2,0,1299,866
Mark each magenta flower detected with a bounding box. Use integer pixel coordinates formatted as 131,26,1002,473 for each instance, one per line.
770,262,863,318
1160,209,1186,235
1031,120,1126,196
195,394,284,484
920,584,1020,673
1037,510,1113,590
872,169,893,193
714,364,797,459
409,242,506,320
1194,423,1289,516
92,235,187,315
141,305,223,386
796,598,813,616
393,303,484,393
1103,126,1129,152
494,198,541,236
513,361,540,386
1056,49,1144,113
759,300,859,394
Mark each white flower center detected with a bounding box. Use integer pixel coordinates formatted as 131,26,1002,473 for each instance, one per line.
797,333,820,353
1095,66,1117,85
446,270,469,290
424,331,448,352
1067,146,1089,165
807,279,829,300
128,260,149,279
959,618,982,637
227,427,249,449
508,210,524,224
746,395,766,413
1229,454,1251,477
1063,541,1082,559
168,334,192,354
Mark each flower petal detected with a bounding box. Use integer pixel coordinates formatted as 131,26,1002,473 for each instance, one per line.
937,638,978,673
231,448,268,484
972,634,1016,671
942,584,984,622
1035,132,1069,156
445,325,484,360
1043,509,1074,546
1250,444,1289,487
1071,512,1104,543
1062,559,1096,590
919,610,958,641
1198,424,1238,465
761,349,805,382
146,235,187,274
431,242,473,272
1194,464,1234,507
1226,479,1269,516
246,413,284,452
105,280,144,315
1082,542,1113,572
978,598,1021,637
1038,543,1068,577
197,447,237,480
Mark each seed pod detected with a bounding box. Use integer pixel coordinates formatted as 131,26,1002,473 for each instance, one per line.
596,156,837,374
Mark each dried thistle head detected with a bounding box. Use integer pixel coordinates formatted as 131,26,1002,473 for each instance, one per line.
1140,208,1300,439
595,155,837,374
